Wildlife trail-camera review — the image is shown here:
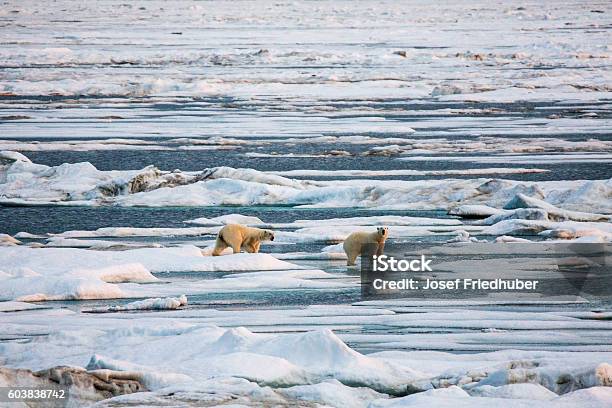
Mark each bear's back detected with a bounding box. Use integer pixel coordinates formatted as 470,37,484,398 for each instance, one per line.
346,231,378,244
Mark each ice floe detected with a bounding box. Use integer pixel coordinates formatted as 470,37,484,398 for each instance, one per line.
0,262,156,301
1,159,609,214
1,309,611,407
0,246,301,300
483,219,612,241
449,205,507,218
54,226,218,238
2,323,418,394
44,237,164,250
91,295,188,313
501,193,611,222
468,383,558,400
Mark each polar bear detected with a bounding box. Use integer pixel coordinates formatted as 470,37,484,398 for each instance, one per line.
212,224,275,256
343,227,388,266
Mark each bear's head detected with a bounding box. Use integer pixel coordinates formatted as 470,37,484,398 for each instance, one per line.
377,227,389,239
262,230,275,241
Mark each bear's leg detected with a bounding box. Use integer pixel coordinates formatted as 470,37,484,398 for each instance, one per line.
228,237,242,254
244,242,256,253
212,237,227,256
343,241,359,266
346,249,359,266
231,243,242,253
241,237,257,253
376,242,385,256
218,233,242,254
253,242,261,253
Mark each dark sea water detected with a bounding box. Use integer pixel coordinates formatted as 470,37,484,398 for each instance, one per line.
0,205,451,236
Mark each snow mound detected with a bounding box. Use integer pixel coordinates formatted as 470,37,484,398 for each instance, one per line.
475,362,612,395
484,219,612,241
0,246,300,300
554,387,612,406
0,160,201,204
480,208,549,225
503,193,611,222
80,263,157,284
494,235,533,243
0,263,157,301
104,295,188,312
280,379,386,408
75,326,420,394
446,230,486,243
13,232,44,239
0,151,31,164
369,386,612,407
198,166,313,189
469,383,558,400
251,329,416,393
369,386,469,408
449,205,506,218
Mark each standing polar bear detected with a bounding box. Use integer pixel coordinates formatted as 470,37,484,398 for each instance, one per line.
212,224,275,256
343,227,389,266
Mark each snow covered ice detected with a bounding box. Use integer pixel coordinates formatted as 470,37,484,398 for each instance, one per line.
0,0,611,407
1,159,610,214
0,246,305,300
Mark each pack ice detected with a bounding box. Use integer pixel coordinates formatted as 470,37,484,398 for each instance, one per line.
1,156,610,213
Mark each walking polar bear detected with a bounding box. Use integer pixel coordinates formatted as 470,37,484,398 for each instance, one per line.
343,227,389,266
212,224,275,256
